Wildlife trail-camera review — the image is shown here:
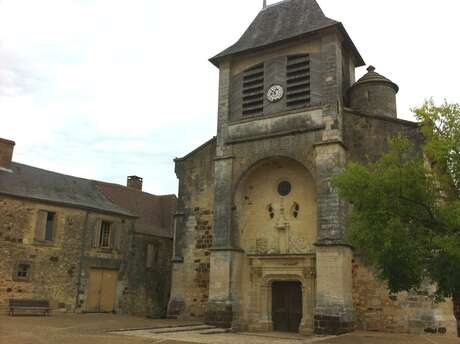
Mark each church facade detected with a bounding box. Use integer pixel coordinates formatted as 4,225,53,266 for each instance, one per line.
168,0,457,336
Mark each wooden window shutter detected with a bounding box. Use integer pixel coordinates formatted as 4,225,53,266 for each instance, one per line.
35,210,47,241
111,223,121,250
92,219,102,248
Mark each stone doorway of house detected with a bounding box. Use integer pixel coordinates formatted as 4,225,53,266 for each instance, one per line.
272,281,302,333
86,268,118,312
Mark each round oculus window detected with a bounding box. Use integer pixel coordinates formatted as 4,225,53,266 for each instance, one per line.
277,181,292,196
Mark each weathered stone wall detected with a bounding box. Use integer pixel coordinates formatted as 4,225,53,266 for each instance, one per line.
343,111,423,163
168,139,216,320
353,257,457,336
126,233,173,317
229,38,322,121
77,213,132,313
0,196,83,313
348,83,398,119
0,195,137,315
230,130,320,185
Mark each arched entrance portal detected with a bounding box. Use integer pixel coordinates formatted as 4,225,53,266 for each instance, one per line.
272,281,302,332
234,156,317,255
232,157,316,335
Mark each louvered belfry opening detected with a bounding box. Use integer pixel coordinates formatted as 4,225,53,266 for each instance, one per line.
242,63,264,116
286,54,310,108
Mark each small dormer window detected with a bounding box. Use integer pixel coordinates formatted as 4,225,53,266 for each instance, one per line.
242,63,264,116
286,55,310,108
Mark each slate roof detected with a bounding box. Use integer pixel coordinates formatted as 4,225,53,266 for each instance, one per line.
96,181,176,238
210,0,364,67
352,66,399,92
0,162,134,217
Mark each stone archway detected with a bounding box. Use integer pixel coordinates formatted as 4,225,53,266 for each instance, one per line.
232,156,317,255
230,156,317,333
246,257,316,335
232,156,317,334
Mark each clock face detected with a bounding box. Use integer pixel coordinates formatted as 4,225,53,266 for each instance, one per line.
266,84,284,103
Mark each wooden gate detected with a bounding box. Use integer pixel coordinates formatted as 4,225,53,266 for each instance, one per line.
86,268,118,312
272,281,302,332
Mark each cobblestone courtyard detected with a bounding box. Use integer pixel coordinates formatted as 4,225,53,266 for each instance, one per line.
0,314,458,344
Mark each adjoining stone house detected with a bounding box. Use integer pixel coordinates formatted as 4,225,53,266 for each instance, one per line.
0,138,175,317
168,0,457,337
96,178,176,317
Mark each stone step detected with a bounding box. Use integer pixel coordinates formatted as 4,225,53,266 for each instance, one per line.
150,324,216,334
199,328,230,335
110,322,204,332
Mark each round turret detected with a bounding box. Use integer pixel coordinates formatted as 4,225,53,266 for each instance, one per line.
348,66,399,118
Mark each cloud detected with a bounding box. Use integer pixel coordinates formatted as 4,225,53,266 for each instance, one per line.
0,50,43,97
0,0,459,195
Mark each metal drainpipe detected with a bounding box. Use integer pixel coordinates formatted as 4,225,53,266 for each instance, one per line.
75,210,90,311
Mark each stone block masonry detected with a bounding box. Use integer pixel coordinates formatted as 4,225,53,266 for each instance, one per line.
0,197,83,313
168,138,216,321
352,257,457,336
0,195,150,316
125,233,173,317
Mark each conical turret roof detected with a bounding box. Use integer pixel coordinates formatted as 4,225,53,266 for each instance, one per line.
210,0,364,67
352,66,399,92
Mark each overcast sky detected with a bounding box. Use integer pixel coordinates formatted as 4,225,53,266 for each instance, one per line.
0,0,458,195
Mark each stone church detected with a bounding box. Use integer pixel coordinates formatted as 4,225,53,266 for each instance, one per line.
168,0,457,337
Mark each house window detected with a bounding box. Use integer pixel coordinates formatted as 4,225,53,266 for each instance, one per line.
92,220,120,250
146,243,159,269
14,261,32,281
99,221,112,248
44,212,55,241
35,210,56,242
242,63,264,116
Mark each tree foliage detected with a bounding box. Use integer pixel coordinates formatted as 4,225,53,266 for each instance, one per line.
415,99,460,197
332,100,460,302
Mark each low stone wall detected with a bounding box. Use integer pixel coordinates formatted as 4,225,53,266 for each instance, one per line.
353,257,457,336
454,296,459,336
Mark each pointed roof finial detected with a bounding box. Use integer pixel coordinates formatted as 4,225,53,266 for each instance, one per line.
263,0,267,9
367,65,376,73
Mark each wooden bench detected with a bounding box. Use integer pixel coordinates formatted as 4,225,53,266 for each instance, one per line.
8,299,50,316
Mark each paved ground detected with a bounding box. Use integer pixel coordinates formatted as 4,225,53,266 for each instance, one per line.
0,314,458,344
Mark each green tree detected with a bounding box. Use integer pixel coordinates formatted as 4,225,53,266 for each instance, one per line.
332,100,460,336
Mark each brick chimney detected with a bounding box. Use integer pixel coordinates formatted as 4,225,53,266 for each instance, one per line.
127,176,143,191
0,138,15,172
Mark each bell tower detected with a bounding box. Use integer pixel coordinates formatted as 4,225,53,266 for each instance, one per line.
206,0,365,334
167,0,367,335
169,0,456,337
